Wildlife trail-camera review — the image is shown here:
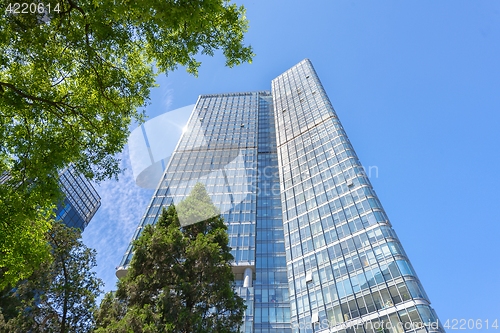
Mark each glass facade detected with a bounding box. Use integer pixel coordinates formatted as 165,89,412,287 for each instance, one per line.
55,165,101,231
1,165,100,231
118,59,443,333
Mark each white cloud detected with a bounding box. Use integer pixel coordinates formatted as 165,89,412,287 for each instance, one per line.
81,148,154,293
162,86,174,110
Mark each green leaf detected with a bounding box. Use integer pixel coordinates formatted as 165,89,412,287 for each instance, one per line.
0,0,253,288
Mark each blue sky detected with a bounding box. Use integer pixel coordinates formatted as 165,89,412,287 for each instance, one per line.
82,0,500,330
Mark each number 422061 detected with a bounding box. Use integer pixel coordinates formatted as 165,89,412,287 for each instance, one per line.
5,3,61,14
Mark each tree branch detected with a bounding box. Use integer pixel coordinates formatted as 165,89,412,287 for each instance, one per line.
0,81,69,109
0,81,102,134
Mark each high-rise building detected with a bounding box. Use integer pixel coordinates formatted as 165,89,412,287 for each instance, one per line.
118,59,443,333
55,165,101,231
1,165,100,231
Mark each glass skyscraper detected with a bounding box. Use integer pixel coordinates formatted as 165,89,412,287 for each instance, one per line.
118,59,443,333
1,165,100,231
55,165,101,231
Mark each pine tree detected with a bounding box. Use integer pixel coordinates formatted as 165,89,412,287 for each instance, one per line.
0,222,103,333
95,183,246,333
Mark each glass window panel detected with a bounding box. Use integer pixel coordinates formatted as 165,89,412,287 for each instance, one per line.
416,305,438,325
397,282,411,301
388,261,401,279
389,284,402,304
407,280,425,299
408,306,422,324
398,309,411,328
342,279,353,297
389,313,404,333
372,291,383,310
380,288,393,308
356,296,368,316
396,260,413,276
357,271,368,290
364,294,376,313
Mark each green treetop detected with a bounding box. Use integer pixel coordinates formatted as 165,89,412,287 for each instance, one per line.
0,222,103,333
0,0,253,288
95,183,246,333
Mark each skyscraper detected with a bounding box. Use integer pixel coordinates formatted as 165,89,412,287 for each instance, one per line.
118,59,443,333
1,165,100,231
55,165,101,231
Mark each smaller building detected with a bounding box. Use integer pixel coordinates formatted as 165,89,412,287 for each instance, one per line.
55,165,101,231
1,165,100,231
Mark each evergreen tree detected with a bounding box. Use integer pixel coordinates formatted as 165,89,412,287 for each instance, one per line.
0,222,103,333
95,183,245,333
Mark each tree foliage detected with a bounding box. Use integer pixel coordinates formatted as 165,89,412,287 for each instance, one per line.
94,183,245,333
0,0,253,288
0,221,103,333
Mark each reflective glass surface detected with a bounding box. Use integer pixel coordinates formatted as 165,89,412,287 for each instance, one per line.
272,60,443,333
118,60,443,333
56,165,101,231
